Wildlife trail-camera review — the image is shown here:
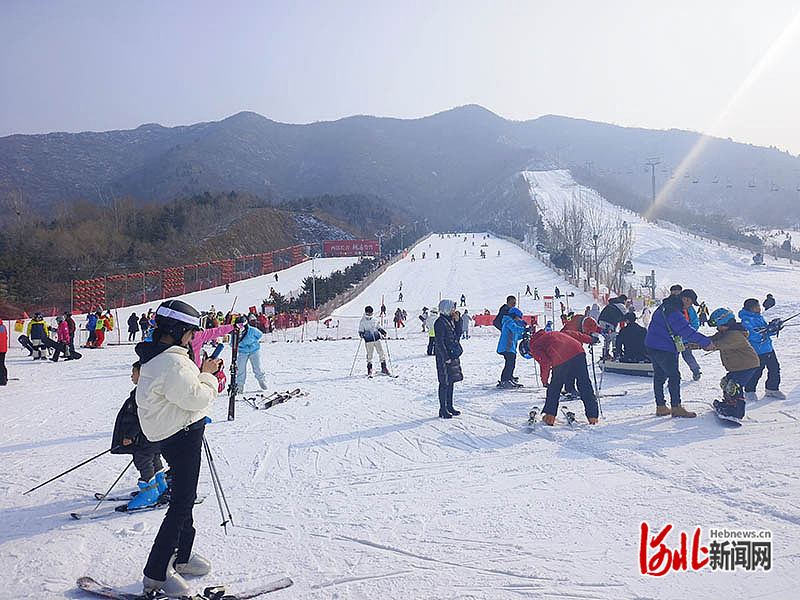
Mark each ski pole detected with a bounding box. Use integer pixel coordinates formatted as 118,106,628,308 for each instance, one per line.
383,336,393,373
93,458,134,512
348,337,363,376
203,435,233,532
589,344,599,394
24,446,121,495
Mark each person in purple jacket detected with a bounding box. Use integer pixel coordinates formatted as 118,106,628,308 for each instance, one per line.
645,289,714,417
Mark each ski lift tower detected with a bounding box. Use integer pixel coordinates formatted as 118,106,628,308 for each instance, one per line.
643,270,657,300
646,158,661,213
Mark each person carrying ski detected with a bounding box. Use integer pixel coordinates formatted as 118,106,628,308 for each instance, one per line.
434,299,463,418
358,306,390,376
644,289,713,417
0,317,7,385
529,328,599,425
135,299,219,596
128,313,140,342
461,309,472,339
497,307,527,388
235,315,268,393
739,298,785,400
614,312,648,362
111,361,168,510
704,308,760,419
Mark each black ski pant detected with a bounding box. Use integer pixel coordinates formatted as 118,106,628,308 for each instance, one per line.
0,352,6,385
500,352,516,382
426,337,436,355
133,446,164,482
143,420,204,581
647,347,681,407
128,331,137,342
744,350,781,393
50,341,67,361
87,329,96,346
438,382,454,413
543,353,598,419
67,333,76,357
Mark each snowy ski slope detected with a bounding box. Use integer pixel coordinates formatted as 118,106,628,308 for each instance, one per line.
2,218,800,598
524,169,800,308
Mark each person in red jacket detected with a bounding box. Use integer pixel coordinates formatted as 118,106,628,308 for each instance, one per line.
529,329,599,425
0,317,8,385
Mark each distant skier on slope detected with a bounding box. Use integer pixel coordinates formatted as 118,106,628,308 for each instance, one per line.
358,306,390,376
763,293,775,311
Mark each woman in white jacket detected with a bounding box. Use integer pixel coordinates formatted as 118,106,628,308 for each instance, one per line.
135,299,221,597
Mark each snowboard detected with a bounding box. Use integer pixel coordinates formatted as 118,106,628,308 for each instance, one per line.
711,402,743,427
77,575,294,600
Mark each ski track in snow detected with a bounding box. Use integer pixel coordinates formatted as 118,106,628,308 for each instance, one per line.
3,192,800,598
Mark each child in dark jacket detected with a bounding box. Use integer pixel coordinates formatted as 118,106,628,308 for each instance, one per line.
705,308,760,419
111,361,167,509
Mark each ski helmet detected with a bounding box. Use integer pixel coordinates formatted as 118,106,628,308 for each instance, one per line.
708,308,734,327
508,307,523,318
518,336,532,359
34,312,43,320
154,299,202,340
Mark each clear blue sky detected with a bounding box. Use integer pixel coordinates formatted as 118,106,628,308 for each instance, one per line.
3,1,800,153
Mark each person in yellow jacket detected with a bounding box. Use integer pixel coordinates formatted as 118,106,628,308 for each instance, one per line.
94,311,106,348
27,313,51,359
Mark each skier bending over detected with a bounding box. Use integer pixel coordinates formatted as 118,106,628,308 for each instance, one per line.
135,299,220,596
704,308,761,419
235,315,268,393
530,329,599,425
111,361,169,510
359,306,390,376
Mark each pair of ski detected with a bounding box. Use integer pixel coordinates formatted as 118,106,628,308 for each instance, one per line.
71,496,204,520
77,575,293,599
368,371,398,379
242,388,305,410
525,406,587,430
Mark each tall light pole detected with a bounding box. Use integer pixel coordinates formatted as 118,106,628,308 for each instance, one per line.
593,233,600,294
646,157,661,212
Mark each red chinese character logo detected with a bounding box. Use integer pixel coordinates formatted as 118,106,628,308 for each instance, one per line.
639,522,709,576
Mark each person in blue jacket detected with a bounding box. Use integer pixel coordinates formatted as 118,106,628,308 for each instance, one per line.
86,311,98,347
645,289,714,417
497,307,528,388
235,315,268,393
739,298,785,400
